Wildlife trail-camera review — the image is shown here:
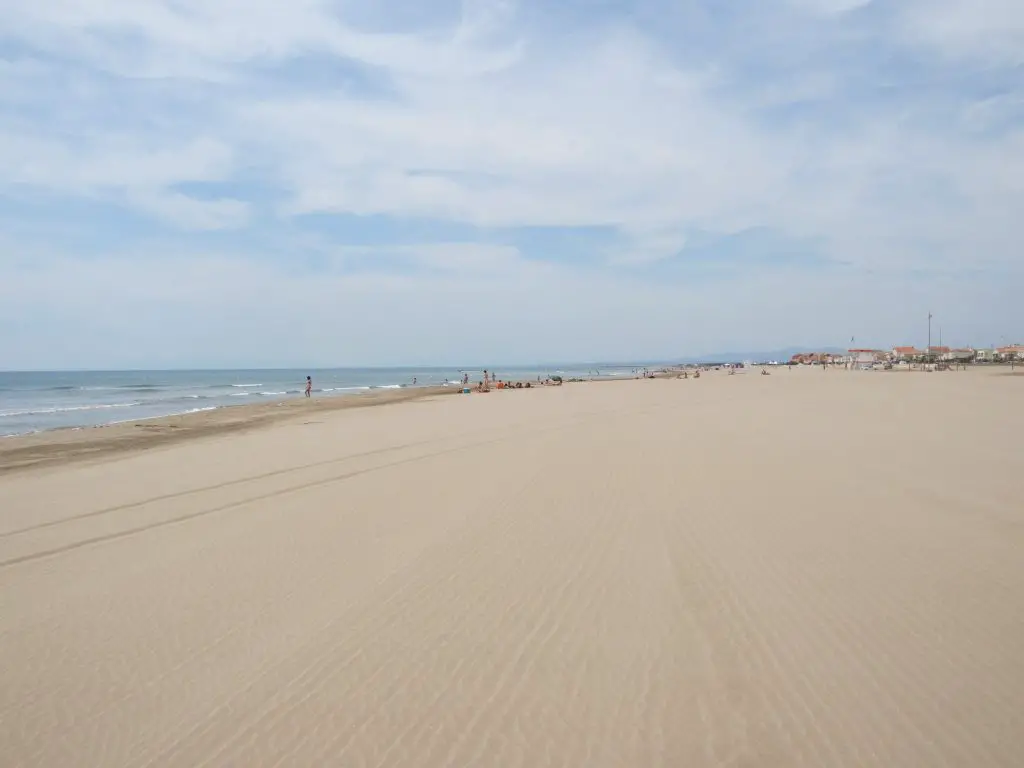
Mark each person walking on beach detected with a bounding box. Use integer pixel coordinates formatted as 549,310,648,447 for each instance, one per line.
305,376,312,398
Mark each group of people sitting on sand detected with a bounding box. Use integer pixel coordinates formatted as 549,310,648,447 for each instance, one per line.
475,370,562,392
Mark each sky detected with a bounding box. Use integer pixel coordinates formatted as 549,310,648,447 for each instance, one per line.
1,0,1022,369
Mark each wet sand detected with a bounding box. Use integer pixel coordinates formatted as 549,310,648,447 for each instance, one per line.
0,386,455,475
1,367,1021,766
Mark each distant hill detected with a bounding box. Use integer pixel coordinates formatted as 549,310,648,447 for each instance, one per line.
679,347,848,364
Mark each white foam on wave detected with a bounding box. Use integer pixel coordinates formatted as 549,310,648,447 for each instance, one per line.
260,391,287,396
373,384,403,390
231,383,263,388
0,402,141,418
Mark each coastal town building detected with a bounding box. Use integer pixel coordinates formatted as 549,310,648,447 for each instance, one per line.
849,349,887,368
790,352,844,365
785,342,1019,367
997,345,1024,360
892,346,924,361
943,349,976,363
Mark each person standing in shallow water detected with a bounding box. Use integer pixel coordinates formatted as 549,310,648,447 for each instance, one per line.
305,376,312,398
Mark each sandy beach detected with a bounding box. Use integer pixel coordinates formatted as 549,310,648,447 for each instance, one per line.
1,367,1021,766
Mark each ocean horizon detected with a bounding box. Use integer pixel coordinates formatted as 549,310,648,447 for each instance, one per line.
0,364,654,437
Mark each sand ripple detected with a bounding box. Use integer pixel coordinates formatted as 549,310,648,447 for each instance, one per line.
2,369,1022,766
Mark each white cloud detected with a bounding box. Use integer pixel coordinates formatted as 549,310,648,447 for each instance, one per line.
898,0,1024,65
5,0,521,80
0,0,1022,365
786,0,871,15
128,191,251,230
245,27,800,250
327,242,524,275
0,134,232,190
0,127,247,228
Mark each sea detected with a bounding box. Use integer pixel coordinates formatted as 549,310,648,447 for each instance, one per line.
0,365,647,437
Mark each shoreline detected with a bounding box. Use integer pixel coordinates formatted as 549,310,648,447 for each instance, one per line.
0,384,439,440
0,366,651,440
0,368,802,443
0,385,458,475
0,372,635,474
5,363,1010,474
